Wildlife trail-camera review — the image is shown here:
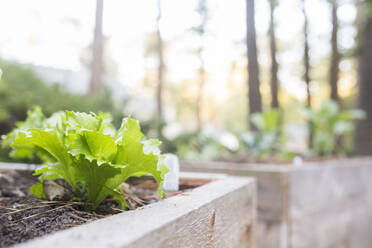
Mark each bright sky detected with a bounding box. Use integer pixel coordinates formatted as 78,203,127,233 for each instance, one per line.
0,0,357,100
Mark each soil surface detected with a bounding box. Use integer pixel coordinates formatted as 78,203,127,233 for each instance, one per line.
0,169,206,248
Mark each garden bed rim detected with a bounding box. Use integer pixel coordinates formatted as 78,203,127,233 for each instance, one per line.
181,156,372,172
9,172,254,248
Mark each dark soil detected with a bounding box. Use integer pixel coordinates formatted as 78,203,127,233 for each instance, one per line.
0,169,206,248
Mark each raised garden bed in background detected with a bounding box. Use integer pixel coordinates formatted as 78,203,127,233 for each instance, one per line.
0,162,256,248
182,157,372,248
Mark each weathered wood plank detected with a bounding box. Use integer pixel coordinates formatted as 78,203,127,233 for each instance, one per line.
182,157,372,248
13,172,256,248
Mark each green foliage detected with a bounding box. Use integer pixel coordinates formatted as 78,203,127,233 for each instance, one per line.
171,131,231,161
3,109,168,210
1,106,49,162
0,60,123,133
363,0,372,17
241,109,290,160
0,60,124,162
303,100,365,156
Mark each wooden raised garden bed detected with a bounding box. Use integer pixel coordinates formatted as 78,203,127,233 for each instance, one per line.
0,162,256,248
181,157,372,248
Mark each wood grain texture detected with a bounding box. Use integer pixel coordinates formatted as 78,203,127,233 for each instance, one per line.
182,157,372,248
13,172,256,248
288,158,372,248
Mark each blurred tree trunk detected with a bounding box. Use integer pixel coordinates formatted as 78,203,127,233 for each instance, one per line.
196,49,205,131
89,0,104,96
269,0,279,109
354,17,372,155
329,1,342,154
302,0,311,108
329,1,340,102
156,0,165,139
193,0,208,131
246,0,262,130
302,0,313,149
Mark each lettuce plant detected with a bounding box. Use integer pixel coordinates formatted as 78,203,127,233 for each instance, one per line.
3,108,168,210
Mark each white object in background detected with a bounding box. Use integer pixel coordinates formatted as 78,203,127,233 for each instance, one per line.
293,156,303,167
163,153,179,191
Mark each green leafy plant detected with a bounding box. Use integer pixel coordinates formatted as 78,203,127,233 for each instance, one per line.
3,109,168,210
0,60,124,135
172,131,233,161
303,100,366,156
241,109,291,160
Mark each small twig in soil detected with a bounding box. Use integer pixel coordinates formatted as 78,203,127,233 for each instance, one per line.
89,213,107,219
67,207,105,219
37,201,66,204
23,203,74,220
1,200,92,217
67,212,90,222
109,207,125,212
11,203,34,208
141,195,160,200
39,200,93,206
91,212,106,218
164,191,183,197
126,195,145,206
2,204,58,216
0,205,18,211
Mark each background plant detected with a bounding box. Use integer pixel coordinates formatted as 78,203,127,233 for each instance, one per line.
240,109,292,161
0,61,124,135
0,61,125,162
169,131,235,161
303,100,366,156
2,106,49,163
